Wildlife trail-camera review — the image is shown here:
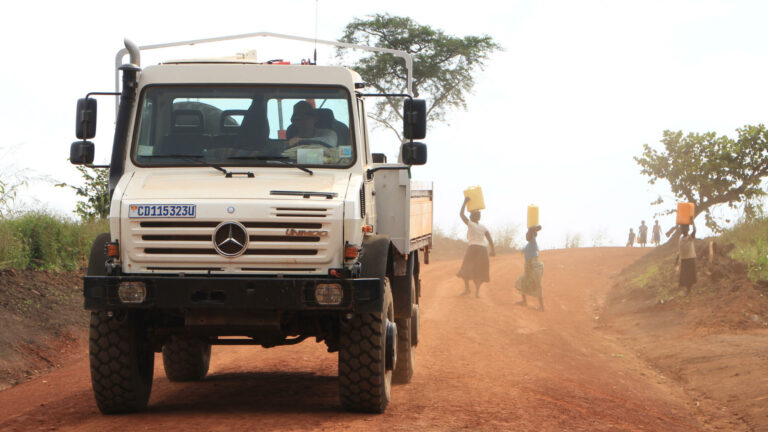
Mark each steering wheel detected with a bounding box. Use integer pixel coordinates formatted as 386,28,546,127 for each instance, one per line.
284,139,335,150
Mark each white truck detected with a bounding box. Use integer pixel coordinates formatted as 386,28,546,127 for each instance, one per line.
71,33,432,414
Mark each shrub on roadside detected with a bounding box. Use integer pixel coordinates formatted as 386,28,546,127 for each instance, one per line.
721,217,768,281
0,212,109,271
0,222,30,270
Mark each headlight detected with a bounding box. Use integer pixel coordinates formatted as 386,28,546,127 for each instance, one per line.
315,283,343,305
118,282,147,304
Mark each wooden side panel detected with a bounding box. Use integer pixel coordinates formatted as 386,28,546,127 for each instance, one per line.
410,196,433,240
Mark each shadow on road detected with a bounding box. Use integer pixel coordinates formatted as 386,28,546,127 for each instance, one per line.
148,371,342,414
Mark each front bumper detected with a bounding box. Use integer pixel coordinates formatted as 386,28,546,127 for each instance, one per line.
84,275,383,313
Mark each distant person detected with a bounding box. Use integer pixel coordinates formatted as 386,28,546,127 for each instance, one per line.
456,197,496,298
626,228,635,247
652,220,662,246
638,220,648,247
515,225,544,310
675,223,697,295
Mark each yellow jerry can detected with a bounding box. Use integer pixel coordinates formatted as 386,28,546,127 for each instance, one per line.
527,205,539,228
463,186,485,212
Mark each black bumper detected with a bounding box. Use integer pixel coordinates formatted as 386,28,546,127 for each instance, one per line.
84,275,383,313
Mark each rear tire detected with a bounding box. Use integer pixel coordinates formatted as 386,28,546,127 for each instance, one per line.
339,278,395,413
162,336,211,382
411,304,420,347
89,311,154,414
393,316,415,384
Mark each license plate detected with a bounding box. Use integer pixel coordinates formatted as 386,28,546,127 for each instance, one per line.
129,204,196,218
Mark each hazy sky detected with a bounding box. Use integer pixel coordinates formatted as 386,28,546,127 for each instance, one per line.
1,0,767,248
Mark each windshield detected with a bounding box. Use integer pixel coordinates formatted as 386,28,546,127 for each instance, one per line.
132,86,355,168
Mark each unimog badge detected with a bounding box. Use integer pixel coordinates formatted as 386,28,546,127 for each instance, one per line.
285,228,329,237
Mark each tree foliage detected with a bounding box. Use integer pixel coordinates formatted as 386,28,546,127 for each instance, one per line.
635,124,768,232
337,13,501,140
56,166,109,220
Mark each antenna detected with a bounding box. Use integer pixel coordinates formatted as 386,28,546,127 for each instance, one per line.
313,0,318,64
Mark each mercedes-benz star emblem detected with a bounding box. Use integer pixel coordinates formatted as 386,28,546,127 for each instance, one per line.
213,221,248,257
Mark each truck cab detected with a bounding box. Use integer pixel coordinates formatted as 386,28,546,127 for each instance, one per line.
71,34,431,414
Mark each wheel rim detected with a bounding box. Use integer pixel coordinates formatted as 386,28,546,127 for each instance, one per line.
385,319,397,371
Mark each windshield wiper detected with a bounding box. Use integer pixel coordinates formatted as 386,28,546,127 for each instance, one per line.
228,156,313,175
143,154,254,178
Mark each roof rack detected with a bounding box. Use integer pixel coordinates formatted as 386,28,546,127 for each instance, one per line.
114,32,415,113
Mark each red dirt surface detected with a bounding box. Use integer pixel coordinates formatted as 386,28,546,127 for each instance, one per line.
0,248,761,431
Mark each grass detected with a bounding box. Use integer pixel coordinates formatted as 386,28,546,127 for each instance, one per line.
0,212,109,271
629,260,678,302
721,217,768,282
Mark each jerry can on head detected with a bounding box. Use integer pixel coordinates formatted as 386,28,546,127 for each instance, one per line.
676,202,695,225
527,205,539,228
463,186,485,212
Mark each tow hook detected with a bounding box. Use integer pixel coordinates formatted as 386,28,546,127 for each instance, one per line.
385,319,397,371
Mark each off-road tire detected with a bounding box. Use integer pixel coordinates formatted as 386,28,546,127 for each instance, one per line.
338,279,394,413
393,316,414,384
89,311,154,414
411,304,420,347
162,336,211,382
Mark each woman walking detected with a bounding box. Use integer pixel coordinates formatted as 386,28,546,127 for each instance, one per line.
515,225,544,310
675,223,697,295
457,197,495,298
652,220,662,246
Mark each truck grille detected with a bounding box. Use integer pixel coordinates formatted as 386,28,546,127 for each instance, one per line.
126,204,339,274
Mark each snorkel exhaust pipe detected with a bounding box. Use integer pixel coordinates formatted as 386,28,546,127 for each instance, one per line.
109,39,142,197
124,38,140,67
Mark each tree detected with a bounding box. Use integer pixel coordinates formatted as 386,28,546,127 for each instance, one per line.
337,14,501,140
635,124,768,232
56,166,109,220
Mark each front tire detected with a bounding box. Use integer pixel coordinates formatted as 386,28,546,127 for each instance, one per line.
338,278,395,413
162,336,211,382
89,311,154,414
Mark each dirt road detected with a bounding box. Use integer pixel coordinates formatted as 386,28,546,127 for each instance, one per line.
0,248,718,431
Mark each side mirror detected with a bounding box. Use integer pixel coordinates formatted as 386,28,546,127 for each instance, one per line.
372,153,388,163
403,99,426,140
70,141,95,165
76,98,97,139
401,142,427,166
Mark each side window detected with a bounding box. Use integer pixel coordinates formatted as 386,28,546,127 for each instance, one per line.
358,99,369,164
136,98,154,156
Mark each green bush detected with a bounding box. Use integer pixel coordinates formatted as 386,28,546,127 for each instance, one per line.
721,217,768,281
0,212,109,271
0,222,29,269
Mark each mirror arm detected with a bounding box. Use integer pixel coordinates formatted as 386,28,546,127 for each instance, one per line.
79,92,120,139
366,165,410,180
360,93,417,144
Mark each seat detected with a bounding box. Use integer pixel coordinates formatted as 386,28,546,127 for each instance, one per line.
162,109,210,156
316,108,350,146
235,99,277,154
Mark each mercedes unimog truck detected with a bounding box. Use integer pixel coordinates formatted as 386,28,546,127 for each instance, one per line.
70,33,432,414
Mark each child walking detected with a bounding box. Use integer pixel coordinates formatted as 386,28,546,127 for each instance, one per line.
515,225,544,310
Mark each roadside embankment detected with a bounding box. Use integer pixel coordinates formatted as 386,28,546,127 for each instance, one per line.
601,231,768,431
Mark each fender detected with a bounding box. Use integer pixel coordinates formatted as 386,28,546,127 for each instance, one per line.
359,234,391,278
391,251,416,319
